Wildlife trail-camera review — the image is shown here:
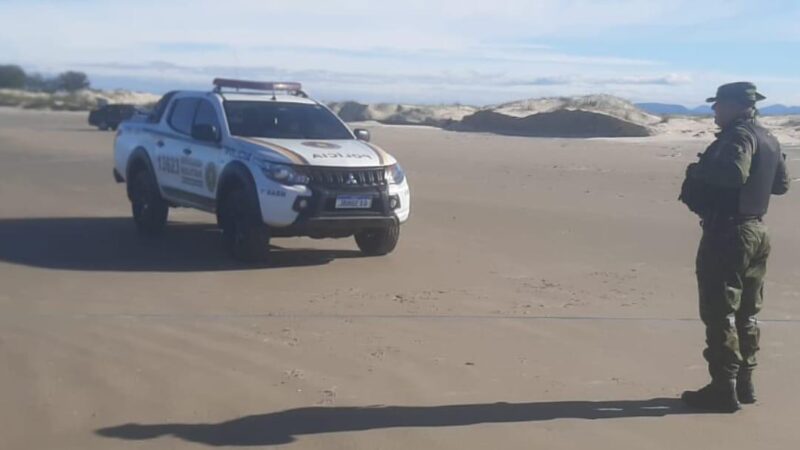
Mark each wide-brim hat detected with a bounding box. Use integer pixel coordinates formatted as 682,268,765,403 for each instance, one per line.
706,81,766,103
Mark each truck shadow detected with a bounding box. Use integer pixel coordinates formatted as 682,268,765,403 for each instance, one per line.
52,127,110,133
96,398,707,447
0,217,362,272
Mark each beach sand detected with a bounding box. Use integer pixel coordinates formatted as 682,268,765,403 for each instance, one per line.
1,107,799,449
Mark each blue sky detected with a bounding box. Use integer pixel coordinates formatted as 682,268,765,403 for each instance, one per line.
1,0,798,105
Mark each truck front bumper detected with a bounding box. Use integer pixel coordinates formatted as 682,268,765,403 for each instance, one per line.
270,185,401,238
273,216,399,238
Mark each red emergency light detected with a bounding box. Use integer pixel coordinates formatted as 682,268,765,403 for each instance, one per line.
212,78,302,92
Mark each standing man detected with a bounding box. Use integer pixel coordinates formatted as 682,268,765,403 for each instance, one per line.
679,82,791,412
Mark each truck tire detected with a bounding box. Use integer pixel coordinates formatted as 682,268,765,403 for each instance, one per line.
355,221,400,256
219,186,271,262
129,168,168,236
98,121,109,131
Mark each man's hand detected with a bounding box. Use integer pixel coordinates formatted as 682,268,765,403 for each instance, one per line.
686,162,702,179
773,153,791,195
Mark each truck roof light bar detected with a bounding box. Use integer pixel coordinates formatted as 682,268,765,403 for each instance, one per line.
212,78,303,95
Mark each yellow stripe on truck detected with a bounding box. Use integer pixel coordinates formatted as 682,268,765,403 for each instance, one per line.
241,137,309,165
365,142,390,166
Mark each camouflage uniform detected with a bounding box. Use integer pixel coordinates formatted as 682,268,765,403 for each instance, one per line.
681,82,790,410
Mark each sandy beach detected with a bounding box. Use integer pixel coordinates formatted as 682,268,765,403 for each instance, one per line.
1,106,799,449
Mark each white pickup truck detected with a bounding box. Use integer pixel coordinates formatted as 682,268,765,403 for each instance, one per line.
113,79,410,261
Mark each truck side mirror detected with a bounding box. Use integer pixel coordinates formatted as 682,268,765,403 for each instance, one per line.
354,128,370,142
192,124,220,143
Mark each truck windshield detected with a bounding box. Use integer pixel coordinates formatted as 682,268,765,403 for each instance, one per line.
224,101,353,140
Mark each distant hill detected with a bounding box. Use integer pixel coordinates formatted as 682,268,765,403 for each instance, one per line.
636,102,798,116
690,105,714,115
761,104,800,115
635,103,694,115
635,103,713,116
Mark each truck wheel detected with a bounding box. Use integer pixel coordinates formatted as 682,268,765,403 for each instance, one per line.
355,222,400,256
98,121,109,131
129,169,168,236
220,187,270,262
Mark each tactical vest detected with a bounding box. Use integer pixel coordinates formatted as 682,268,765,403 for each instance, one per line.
737,120,782,217
704,119,782,218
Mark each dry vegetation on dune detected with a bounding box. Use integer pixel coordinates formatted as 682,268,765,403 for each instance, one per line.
3,87,797,142
328,102,478,127
332,95,661,138
332,96,800,143
0,89,159,111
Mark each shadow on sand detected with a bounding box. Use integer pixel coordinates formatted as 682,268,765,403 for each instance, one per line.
0,217,362,272
52,127,111,133
96,398,706,447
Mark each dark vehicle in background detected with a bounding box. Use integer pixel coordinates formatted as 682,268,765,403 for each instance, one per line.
88,104,138,131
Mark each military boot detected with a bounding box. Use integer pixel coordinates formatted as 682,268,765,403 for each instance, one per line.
737,370,756,404
681,379,741,413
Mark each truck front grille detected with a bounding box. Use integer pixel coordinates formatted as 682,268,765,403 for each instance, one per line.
305,167,387,188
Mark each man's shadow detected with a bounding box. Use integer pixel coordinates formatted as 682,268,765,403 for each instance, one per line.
97,398,704,446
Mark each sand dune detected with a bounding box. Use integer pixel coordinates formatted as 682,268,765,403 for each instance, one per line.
456,108,653,138
328,102,478,127
0,88,160,111
4,88,798,142
331,95,658,138
335,96,800,143
458,95,659,138
488,95,660,124
645,115,800,146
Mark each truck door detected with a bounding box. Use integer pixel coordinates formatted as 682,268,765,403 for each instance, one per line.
156,97,199,201
177,98,224,205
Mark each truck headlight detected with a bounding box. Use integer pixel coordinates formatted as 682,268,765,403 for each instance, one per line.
386,164,405,185
255,158,310,185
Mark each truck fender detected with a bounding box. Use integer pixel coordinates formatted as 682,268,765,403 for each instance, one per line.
216,161,262,223
125,147,157,201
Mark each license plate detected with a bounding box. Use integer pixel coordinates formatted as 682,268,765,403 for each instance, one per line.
335,195,372,209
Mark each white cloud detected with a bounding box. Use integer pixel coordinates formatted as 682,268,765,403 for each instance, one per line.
0,0,760,59
77,60,700,104
1,0,798,104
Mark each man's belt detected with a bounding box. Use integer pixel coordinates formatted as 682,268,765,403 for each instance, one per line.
702,213,763,228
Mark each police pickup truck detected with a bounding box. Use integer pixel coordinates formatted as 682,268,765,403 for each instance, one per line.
113,79,410,261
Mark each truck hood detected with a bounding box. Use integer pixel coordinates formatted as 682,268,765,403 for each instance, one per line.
234,137,396,167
